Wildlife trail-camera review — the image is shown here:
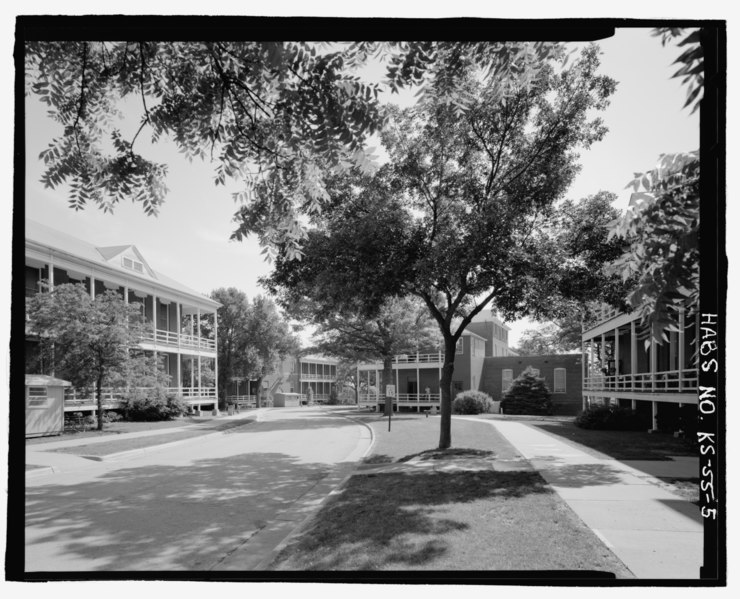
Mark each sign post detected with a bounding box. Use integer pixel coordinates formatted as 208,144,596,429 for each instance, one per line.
386,384,396,431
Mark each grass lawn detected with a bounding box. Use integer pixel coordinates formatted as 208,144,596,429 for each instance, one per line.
269,413,633,576
523,418,698,461
50,417,257,457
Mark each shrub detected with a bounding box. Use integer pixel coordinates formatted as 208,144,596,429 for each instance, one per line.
575,405,648,430
452,390,494,415
103,410,122,423
120,387,188,421
501,368,553,415
327,387,339,405
655,404,698,436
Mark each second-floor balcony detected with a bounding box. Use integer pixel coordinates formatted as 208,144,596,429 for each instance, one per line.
358,352,444,370
300,373,336,381
140,328,216,352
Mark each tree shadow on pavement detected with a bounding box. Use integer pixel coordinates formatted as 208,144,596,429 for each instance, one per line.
272,469,552,570
24,452,337,572
234,415,358,434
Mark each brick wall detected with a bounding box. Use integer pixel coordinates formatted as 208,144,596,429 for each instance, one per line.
479,354,583,415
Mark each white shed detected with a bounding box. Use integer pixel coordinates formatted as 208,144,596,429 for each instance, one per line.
25,374,70,438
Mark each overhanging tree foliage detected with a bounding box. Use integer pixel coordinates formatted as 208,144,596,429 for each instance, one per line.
26,283,149,430
25,40,563,258
606,27,703,344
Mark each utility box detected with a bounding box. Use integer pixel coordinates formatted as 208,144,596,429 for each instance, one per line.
25,374,70,438
273,392,300,407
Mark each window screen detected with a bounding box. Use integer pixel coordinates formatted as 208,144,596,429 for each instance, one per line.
28,386,49,408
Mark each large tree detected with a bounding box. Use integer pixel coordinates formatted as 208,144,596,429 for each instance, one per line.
26,283,149,430
310,298,439,415
269,46,622,448
211,287,253,406
375,46,618,448
246,295,300,408
25,40,562,257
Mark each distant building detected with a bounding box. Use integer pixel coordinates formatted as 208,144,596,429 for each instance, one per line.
581,303,698,429
479,353,582,415
225,354,338,406
25,220,220,414
356,313,530,412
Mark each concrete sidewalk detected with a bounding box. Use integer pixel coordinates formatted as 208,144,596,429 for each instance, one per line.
459,417,703,579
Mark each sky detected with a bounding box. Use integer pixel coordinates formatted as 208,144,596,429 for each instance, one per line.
20,27,699,348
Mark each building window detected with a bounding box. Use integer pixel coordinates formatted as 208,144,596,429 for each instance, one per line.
456,339,464,354
554,368,566,393
502,369,513,393
27,386,49,408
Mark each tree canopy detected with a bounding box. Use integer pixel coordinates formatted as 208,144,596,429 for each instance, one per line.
26,40,564,259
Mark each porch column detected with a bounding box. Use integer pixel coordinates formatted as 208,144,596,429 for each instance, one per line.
213,309,219,402
47,258,55,290
395,363,399,412
196,308,201,346
614,326,620,376
678,308,686,391
123,285,129,304
152,293,158,344
630,320,638,392
356,364,360,407
651,400,658,432
90,275,95,299
650,322,657,391
581,337,586,411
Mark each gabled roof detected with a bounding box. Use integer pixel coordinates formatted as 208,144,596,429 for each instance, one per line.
96,244,156,278
25,219,219,307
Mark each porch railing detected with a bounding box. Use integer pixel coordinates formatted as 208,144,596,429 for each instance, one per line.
358,393,441,405
583,368,699,394
300,373,336,381
64,385,217,406
139,328,216,351
395,352,443,364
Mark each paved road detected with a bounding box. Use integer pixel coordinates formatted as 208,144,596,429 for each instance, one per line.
25,407,372,572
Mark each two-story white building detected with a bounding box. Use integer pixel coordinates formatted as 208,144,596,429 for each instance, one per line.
25,220,220,414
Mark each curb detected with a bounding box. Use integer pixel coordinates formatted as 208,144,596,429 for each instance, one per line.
253,464,357,571
97,413,263,462
253,409,376,570
26,466,55,478
38,411,267,466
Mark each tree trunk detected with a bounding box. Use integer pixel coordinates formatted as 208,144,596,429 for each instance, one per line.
255,375,263,408
96,373,104,431
382,356,394,416
438,336,457,449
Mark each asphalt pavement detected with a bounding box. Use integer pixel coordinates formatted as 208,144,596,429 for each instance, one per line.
24,406,373,572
